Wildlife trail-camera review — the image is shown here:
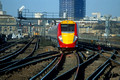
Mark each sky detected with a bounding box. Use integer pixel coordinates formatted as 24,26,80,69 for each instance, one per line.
1,0,120,17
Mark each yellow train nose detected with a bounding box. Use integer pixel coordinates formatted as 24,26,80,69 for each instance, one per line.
61,33,74,44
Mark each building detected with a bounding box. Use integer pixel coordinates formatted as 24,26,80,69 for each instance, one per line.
0,15,17,35
0,1,6,15
92,12,101,19
0,1,2,11
59,0,86,20
0,1,16,36
34,13,44,25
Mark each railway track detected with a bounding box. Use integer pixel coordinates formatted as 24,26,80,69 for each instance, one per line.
0,38,33,64
30,53,63,80
0,37,120,80
0,38,30,57
0,51,81,80
0,38,29,53
30,51,81,80
0,37,59,80
100,50,120,80
0,42,11,50
14,38,37,59
53,52,81,80
78,42,120,80
0,51,60,80
0,37,38,70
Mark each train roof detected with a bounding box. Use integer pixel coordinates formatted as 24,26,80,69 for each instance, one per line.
60,20,76,24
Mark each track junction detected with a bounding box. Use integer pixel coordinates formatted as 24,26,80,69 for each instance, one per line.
0,36,120,80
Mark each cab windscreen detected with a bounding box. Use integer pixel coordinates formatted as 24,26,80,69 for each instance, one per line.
61,24,74,32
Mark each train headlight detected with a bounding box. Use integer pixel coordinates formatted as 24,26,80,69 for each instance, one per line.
73,36,78,42
58,36,63,42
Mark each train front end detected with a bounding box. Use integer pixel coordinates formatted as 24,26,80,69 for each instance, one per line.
57,20,78,50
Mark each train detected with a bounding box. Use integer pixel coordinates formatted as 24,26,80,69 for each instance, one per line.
47,20,78,51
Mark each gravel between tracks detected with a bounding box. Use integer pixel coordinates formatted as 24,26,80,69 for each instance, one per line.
0,44,25,58
0,37,58,80
0,60,53,80
56,52,78,80
84,56,107,79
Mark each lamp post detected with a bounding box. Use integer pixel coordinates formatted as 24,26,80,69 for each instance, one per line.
104,15,111,38
18,6,25,18
104,15,111,46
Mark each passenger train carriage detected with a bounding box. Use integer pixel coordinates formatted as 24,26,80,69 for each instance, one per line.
57,20,78,49
48,20,78,51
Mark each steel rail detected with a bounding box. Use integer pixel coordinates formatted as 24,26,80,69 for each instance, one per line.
0,38,34,69
0,42,17,53
77,53,100,80
35,38,40,50
0,54,61,75
86,59,110,80
0,48,21,60
25,39,38,58
0,60,19,69
0,38,33,64
53,52,81,80
53,66,77,80
0,51,58,69
72,52,81,80
41,54,64,80
54,53,100,80
100,53,120,65
100,50,120,65
29,57,58,80
78,52,86,60
86,51,115,80
0,48,21,63
80,53,100,66
109,58,120,65
0,38,36,70
0,38,28,53
92,63,110,80
103,50,120,58
87,53,95,60
0,42,11,50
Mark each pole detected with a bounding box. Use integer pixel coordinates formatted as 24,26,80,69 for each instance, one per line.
104,15,111,46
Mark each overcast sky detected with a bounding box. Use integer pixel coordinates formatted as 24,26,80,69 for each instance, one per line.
1,0,120,17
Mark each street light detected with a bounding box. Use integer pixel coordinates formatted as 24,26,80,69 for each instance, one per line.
18,6,25,18
104,15,111,38
104,15,111,46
